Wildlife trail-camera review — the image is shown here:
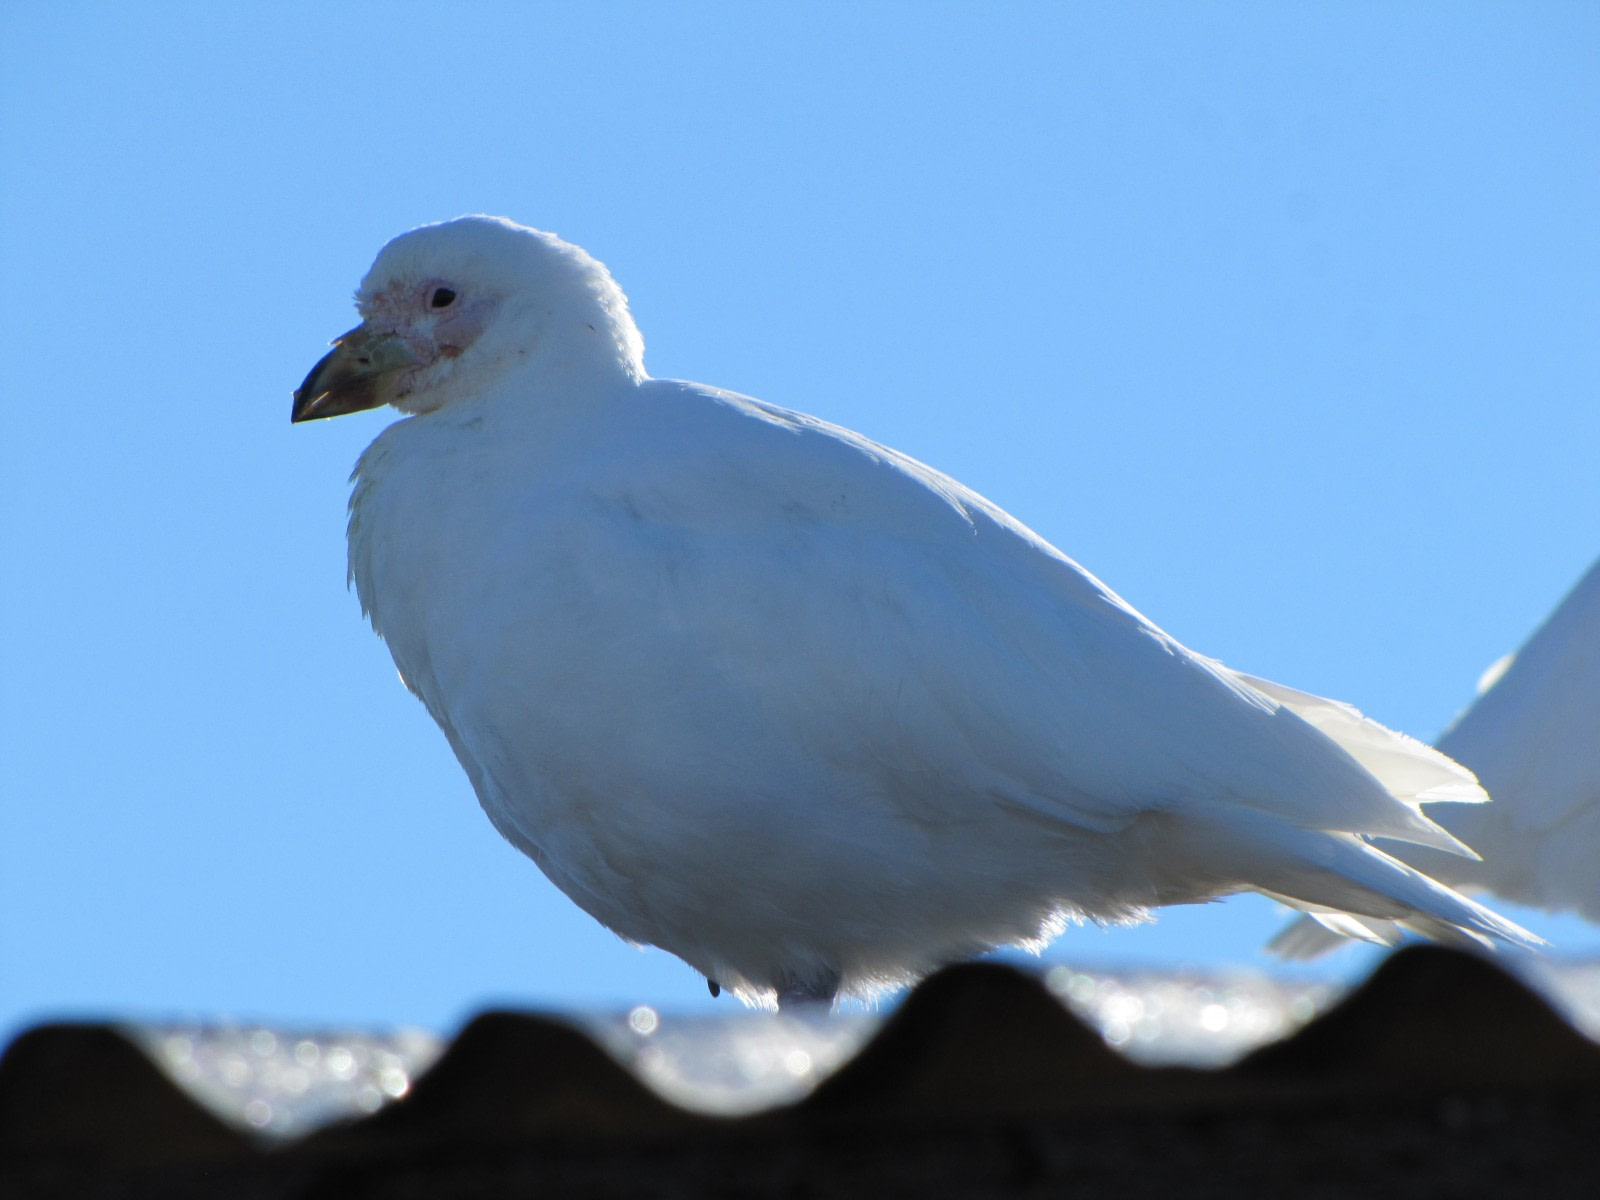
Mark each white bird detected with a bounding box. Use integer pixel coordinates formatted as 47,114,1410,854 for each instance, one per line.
1271,559,1600,957
293,215,1537,1006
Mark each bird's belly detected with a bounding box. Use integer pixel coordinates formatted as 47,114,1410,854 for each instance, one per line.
404,607,1088,985
367,491,1138,993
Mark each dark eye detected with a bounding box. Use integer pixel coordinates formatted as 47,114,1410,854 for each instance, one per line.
430,287,457,308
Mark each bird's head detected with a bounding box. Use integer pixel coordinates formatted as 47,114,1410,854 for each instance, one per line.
292,215,645,423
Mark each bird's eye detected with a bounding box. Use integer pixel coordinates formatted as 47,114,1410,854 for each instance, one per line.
430,287,457,309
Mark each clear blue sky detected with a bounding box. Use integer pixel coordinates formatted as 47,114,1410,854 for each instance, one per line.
3,4,1597,1043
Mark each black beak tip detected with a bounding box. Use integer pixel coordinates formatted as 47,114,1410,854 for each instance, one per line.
291,346,342,423
290,387,323,423
291,336,391,424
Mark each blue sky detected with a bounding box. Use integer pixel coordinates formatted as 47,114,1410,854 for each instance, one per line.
3,4,1597,1042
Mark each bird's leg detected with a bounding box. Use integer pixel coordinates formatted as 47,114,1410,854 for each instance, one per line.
775,967,840,1012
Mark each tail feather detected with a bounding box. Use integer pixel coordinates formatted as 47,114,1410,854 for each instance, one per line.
1176,805,1542,956
1265,912,1384,959
1235,672,1487,859
1228,673,1536,960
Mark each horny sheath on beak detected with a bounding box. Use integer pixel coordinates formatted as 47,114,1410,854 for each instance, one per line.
292,326,421,422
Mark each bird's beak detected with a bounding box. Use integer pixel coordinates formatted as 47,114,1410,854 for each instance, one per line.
291,326,422,423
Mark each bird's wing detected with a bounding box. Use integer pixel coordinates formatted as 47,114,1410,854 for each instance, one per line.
536,380,1478,853
1269,560,1600,952
1410,558,1600,919
1436,558,1600,834
1230,674,1484,848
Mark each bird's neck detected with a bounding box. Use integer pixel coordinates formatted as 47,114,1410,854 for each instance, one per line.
433,334,642,434
504,306,646,398
401,314,644,425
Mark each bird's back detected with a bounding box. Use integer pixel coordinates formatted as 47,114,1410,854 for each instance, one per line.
346,374,1530,1001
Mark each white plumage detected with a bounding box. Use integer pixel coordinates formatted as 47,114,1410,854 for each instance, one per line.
293,215,1537,1005
1272,559,1600,956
